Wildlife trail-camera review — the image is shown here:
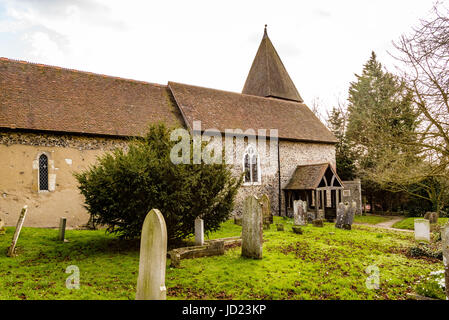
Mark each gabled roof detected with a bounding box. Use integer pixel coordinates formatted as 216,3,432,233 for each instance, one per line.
242,26,303,102
168,81,337,143
0,58,184,137
283,163,343,190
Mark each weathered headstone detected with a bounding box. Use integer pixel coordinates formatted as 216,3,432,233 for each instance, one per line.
136,209,167,300
293,200,307,226
195,218,204,246
292,225,303,234
429,212,439,224
7,205,28,257
423,212,431,220
260,194,272,226
58,217,67,241
335,202,346,229
241,195,263,259
276,223,284,231
0,217,5,235
441,223,449,299
414,218,430,242
343,201,356,230
312,219,324,227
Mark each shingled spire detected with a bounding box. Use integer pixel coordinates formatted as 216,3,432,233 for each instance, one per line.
242,25,303,102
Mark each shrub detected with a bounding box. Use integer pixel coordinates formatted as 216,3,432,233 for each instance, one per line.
75,123,242,244
409,244,442,260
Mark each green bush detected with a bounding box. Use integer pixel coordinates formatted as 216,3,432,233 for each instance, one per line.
409,244,442,260
75,123,242,244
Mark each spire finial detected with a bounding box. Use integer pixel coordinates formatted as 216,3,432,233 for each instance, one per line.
263,24,268,38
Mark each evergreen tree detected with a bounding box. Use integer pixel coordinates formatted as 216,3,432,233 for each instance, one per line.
346,51,419,212
326,106,356,180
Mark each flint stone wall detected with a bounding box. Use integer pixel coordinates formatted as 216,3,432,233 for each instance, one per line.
1,130,336,227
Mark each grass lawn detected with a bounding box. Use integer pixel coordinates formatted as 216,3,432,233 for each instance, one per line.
0,216,443,300
353,215,394,225
392,217,449,230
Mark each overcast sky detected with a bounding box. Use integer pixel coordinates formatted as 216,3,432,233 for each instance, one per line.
0,0,442,115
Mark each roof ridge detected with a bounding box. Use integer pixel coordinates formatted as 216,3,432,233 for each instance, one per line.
0,57,166,88
168,81,305,106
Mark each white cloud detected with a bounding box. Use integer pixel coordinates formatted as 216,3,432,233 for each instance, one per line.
0,0,442,114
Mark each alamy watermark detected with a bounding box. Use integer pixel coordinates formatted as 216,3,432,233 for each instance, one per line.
65,265,80,289
365,265,380,290
169,120,279,166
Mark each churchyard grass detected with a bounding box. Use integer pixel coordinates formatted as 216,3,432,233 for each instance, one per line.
353,215,394,225
0,217,443,300
392,217,449,230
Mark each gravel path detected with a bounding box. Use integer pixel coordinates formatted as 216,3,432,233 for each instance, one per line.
354,216,413,233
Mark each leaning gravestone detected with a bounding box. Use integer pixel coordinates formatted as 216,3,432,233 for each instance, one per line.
343,201,356,230
58,217,67,242
414,218,430,242
260,194,272,226
7,205,28,257
441,223,449,299
335,202,346,229
195,217,204,246
136,209,167,300
241,195,263,259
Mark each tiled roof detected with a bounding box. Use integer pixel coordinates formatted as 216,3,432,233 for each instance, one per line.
284,163,343,190
0,58,184,137
168,81,337,143
242,27,303,102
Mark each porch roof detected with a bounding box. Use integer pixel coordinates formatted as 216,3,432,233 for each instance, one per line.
283,163,344,190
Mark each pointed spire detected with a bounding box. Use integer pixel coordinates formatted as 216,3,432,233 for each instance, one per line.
242,26,303,103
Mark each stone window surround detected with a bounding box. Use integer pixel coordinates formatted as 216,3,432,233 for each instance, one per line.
242,145,262,186
36,151,51,193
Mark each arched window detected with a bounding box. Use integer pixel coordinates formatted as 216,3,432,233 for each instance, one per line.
243,146,261,184
38,154,49,191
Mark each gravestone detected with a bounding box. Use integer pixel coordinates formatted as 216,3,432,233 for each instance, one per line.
58,217,67,241
414,218,430,242
429,212,439,224
312,219,324,227
292,225,303,234
195,218,204,246
7,205,28,257
260,194,272,226
423,212,431,220
234,217,242,226
293,200,307,226
136,209,167,300
343,201,356,230
335,202,346,229
241,195,263,259
276,223,284,231
441,224,449,299
0,217,5,235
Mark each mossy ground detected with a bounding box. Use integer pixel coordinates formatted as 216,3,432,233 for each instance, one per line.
0,217,443,300
353,215,394,225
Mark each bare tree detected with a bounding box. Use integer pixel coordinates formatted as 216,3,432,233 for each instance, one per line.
392,3,449,168
379,2,449,212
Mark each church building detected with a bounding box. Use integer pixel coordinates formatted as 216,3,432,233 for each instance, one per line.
0,27,344,228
